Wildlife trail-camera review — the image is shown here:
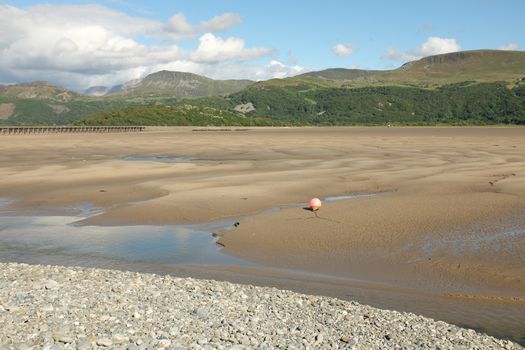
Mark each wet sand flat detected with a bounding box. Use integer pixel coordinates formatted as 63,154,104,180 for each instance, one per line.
1,127,524,299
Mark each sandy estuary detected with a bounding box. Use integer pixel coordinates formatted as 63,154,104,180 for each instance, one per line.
0,126,524,345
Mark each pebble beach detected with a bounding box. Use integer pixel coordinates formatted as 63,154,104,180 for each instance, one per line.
0,263,521,350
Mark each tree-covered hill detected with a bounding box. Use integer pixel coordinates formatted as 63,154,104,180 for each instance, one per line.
183,81,525,125
74,104,277,126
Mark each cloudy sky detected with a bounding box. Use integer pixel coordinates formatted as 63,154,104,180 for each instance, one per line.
1,0,523,91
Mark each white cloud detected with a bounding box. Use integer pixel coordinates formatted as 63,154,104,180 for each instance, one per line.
0,3,159,39
383,36,461,62
499,42,519,51
254,60,310,80
191,33,274,63
199,13,242,32
332,44,354,57
0,4,276,91
163,13,195,40
413,37,461,56
162,12,242,40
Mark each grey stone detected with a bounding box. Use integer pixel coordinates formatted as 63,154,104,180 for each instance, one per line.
0,263,518,350
194,307,209,320
52,332,73,344
96,338,113,347
76,338,93,350
44,280,59,290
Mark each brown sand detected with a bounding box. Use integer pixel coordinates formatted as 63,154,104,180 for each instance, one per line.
1,127,524,298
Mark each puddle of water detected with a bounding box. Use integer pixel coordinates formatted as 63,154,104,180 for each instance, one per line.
70,202,105,218
0,196,249,266
120,156,198,163
259,193,380,215
325,192,377,202
0,214,251,267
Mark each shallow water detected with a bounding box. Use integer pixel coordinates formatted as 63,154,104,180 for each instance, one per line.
0,194,378,269
324,193,376,202
421,227,525,258
405,214,525,261
120,155,198,163
259,192,380,214
0,215,250,268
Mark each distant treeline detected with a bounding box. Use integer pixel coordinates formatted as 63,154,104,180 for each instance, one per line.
75,104,277,126
0,96,144,125
209,82,525,125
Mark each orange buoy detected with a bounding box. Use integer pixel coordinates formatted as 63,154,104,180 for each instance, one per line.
309,198,322,211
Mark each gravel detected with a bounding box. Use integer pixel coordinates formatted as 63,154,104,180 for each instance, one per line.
0,262,521,349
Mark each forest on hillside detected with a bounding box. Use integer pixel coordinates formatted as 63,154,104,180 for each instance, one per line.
183,82,525,126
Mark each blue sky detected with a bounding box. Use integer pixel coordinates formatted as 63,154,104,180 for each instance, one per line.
0,0,523,89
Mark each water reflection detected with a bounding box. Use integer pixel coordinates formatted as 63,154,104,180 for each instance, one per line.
0,213,251,267
120,156,198,163
325,193,377,202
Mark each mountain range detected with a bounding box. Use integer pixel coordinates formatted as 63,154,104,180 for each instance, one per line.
83,71,254,98
298,50,525,84
1,49,525,126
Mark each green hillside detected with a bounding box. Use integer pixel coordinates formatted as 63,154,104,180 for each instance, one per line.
0,81,79,101
185,81,525,125
0,81,143,125
0,95,147,125
382,50,525,84
0,71,254,125
74,104,277,126
296,50,525,86
299,68,382,81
